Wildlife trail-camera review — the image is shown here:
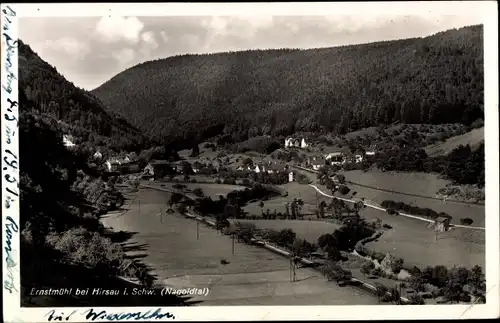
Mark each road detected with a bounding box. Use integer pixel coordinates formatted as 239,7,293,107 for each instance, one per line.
291,165,485,230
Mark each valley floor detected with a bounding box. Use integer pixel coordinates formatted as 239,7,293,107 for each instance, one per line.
101,187,379,306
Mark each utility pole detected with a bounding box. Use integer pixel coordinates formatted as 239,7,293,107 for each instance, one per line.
196,222,199,240
138,199,140,213
232,233,235,255
289,255,297,282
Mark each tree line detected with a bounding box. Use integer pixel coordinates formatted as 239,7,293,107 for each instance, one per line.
93,25,483,149
19,98,187,306
373,143,484,186
18,40,153,155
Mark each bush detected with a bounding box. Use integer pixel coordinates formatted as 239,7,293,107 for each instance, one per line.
192,188,204,197
386,208,397,215
460,218,473,225
46,227,124,273
338,185,350,195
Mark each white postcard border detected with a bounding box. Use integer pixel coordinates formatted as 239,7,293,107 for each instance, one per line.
2,2,499,322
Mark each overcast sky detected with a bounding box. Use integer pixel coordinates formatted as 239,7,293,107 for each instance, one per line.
19,14,484,90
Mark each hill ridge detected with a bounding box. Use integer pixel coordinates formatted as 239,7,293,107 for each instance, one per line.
92,24,484,149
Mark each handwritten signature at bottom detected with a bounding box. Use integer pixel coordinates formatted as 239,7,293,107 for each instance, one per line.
45,308,176,321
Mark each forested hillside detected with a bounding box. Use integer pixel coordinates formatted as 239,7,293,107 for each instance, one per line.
93,25,483,148
19,89,187,306
18,40,152,154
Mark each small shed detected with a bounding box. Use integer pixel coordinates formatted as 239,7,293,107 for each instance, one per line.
434,216,451,232
288,171,294,182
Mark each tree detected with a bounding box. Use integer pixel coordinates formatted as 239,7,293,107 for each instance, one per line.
408,294,425,305
375,283,389,303
318,201,327,218
259,201,265,213
284,202,290,219
215,217,230,233
189,143,200,157
326,245,342,261
169,192,183,208
277,228,296,247
192,188,204,197
317,233,337,250
176,203,187,214
361,261,375,278
389,287,401,304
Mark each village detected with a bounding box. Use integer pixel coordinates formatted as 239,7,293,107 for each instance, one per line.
54,109,486,307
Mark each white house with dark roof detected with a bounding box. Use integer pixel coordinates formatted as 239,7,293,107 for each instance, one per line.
62,135,76,148
325,152,344,165
106,158,123,172
285,137,308,149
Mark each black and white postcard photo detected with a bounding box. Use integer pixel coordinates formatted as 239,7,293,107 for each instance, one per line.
1,2,498,322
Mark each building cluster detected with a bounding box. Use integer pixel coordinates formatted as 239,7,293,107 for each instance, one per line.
284,137,309,149
237,161,295,182
105,156,141,174
305,150,376,170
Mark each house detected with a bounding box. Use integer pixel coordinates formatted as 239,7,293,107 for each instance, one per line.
354,154,364,163
267,163,288,174
93,151,103,160
62,135,76,148
354,149,366,164
285,137,307,148
311,157,326,171
192,161,203,173
146,160,174,180
433,217,451,232
365,151,376,161
118,160,141,174
325,152,344,165
365,151,376,157
284,137,294,148
106,158,122,172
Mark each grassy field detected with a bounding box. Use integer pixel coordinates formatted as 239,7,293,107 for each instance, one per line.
424,127,484,157
232,219,341,243
341,169,485,226
243,181,330,217
285,182,485,270
359,207,485,269
101,187,379,305
159,182,247,199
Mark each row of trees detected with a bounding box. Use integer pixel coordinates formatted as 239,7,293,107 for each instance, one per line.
408,265,486,303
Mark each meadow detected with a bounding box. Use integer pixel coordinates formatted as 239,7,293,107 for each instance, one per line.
424,126,484,157
289,181,485,270
101,187,379,305
359,207,485,269
341,169,485,226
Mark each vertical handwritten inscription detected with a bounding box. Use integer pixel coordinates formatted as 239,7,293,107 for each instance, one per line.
2,5,20,296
